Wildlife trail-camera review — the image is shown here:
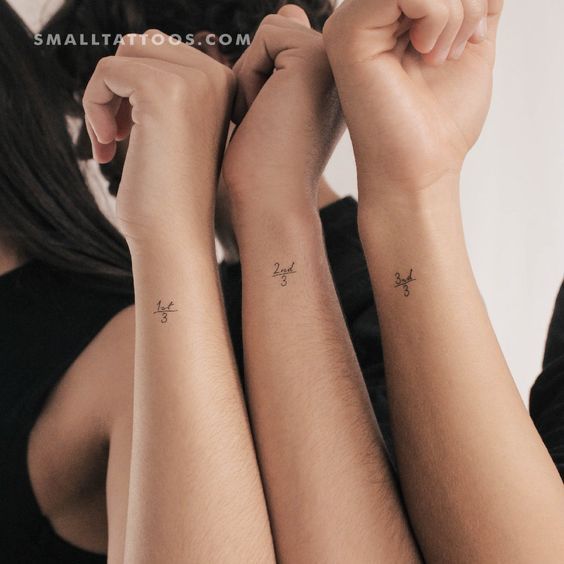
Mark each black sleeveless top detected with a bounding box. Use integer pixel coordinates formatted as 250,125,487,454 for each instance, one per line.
0,198,393,562
0,261,132,563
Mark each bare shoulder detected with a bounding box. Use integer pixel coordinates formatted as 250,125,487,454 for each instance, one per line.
70,304,136,425
50,304,136,432
28,305,136,551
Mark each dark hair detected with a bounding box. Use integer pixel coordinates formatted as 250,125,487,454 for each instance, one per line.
44,0,334,98
0,0,132,293
43,0,335,194
0,0,334,290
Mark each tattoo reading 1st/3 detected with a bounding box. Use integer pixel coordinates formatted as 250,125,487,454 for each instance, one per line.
273,261,297,287
394,269,416,297
153,300,178,323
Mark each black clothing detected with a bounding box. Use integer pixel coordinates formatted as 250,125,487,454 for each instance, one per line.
0,262,131,563
0,197,389,562
530,280,564,480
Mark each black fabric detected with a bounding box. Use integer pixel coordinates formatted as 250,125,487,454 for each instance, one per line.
0,261,132,563
1,197,389,562
530,280,564,480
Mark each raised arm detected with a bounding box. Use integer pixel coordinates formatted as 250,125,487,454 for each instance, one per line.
84,31,274,563
324,1,564,561
223,7,420,562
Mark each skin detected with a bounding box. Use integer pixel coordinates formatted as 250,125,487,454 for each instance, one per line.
324,0,564,562
225,5,420,562
83,31,275,563
7,0,561,561
0,239,23,275
7,10,341,559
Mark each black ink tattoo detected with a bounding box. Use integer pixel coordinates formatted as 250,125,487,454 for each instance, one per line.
394,269,416,297
153,300,178,323
273,261,297,287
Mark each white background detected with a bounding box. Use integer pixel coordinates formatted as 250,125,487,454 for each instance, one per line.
12,0,564,400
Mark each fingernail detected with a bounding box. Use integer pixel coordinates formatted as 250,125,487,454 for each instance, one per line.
450,41,467,60
476,17,488,40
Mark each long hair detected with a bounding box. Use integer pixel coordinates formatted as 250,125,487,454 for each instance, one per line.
0,0,133,293
0,0,333,293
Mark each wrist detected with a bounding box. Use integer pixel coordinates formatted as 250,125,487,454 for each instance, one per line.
127,228,216,265
235,203,323,255
230,190,318,234
357,173,461,219
357,175,464,250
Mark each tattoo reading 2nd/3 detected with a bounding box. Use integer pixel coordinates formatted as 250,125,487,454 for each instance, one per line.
273,261,297,287
394,269,416,297
153,300,178,323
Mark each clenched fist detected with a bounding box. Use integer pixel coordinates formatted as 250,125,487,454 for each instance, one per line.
84,30,235,249
324,0,503,206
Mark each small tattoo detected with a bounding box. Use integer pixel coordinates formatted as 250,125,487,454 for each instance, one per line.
272,261,297,287
153,300,178,323
394,269,416,297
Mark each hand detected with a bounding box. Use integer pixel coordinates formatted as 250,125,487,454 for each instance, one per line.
221,5,343,223
83,30,235,249
323,0,504,205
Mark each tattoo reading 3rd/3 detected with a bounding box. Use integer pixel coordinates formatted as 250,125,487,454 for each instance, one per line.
394,269,416,297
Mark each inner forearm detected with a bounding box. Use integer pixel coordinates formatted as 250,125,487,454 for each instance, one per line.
358,180,564,562
236,207,418,563
125,239,274,563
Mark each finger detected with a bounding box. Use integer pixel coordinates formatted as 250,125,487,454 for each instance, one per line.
83,57,134,151
423,0,464,64
450,0,486,56
85,115,116,164
485,0,503,43
115,99,133,141
277,3,312,28
232,11,315,123
330,0,450,56
404,0,451,55
84,56,186,163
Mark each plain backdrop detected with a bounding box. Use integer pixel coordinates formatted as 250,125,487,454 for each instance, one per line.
12,0,564,400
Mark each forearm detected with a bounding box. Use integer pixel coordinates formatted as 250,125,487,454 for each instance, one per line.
124,238,274,563
236,204,419,563
358,180,564,562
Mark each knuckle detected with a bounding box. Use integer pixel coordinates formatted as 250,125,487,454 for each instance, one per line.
202,56,236,91
96,55,114,73
119,33,143,53
144,28,162,37
434,2,450,22
116,39,133,57
166,72,192,102
261,14,281,28
465,0,484,21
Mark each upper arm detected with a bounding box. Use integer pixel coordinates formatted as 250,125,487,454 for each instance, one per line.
106,409,133,564
94,306,136,563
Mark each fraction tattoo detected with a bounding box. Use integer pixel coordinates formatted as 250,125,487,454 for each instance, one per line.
394,269,416,297
153,300,178,323
272,261,297,287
